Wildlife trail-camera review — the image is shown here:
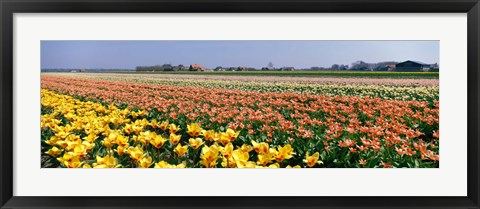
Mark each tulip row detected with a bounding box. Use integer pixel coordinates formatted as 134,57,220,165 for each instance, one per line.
41,90,322,168
43,73,439,101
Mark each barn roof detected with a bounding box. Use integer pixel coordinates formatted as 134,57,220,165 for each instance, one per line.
398,60,430,65
191,64,204,67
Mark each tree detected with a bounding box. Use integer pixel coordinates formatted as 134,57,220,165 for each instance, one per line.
162,64,173,71
350,61,370,71
331,64,340,70
214,66,223,71
267,62,274,70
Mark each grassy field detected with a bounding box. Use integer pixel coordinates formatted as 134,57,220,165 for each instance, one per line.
88,70,439,79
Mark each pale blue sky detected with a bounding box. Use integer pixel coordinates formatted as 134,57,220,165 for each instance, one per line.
41,40,439,69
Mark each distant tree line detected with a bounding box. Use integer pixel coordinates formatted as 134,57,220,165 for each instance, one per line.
214,66,295,72
63,60,438,73
214,62,294,71
136,64,183,72
41,69,118,72
349,61,399,71
309,61,438,72
136,64,207,72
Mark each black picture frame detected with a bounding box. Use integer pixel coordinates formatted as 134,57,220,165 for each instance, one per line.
1,0,479,208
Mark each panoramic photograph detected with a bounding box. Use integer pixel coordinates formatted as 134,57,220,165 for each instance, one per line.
40,40,439,168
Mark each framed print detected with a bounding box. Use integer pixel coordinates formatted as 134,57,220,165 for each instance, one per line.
1,0,479,208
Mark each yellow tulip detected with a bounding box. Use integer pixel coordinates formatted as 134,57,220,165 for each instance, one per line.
200,145,220,168
169,124,181,134
54,126,71,139
65,135,81,151
224,128,240,142
154,161,174,168
303,152,323,167
169,133,181,145
189,138,204,150
93,153,120,168
251,140,269,154
159,120,169,131
268,163,280,168
149,119,159,128
55,140,68,149
187,123,203,137
232,149,249,168
174,144,188,157
109,115,123,125
132,124,144,135
175,162,187,168
82,133,98,143
82,140,95,152
115,135,129,147
64,112,75,121
44,136,60,146
150,134,167,149
138,156,153,168
73,143,88,158
154,161,186,168
45,147,63,157
201,130,216,142
121,108,130,115
217,133,231,146
220,143,234,158
108,104,118,111
57,152,83,168
142,131,156,142
127,145,145,161
134,132,148,145
274,144,295,162
103,133,119,148
123,123,133,135
114,145,128,156
98,124,111,136
243,161,257,168
257,152,274,166
239,144,253,153
221,156,237,168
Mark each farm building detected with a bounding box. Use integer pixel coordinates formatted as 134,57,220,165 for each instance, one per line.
174,64,186,71
189,64,206,71
214,66,225,71
236,66,247,71
385,64,396,71
280,67,295,71
161,64,174,71
395,60,431,72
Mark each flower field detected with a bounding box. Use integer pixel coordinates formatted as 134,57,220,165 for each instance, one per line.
41,73,439,168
